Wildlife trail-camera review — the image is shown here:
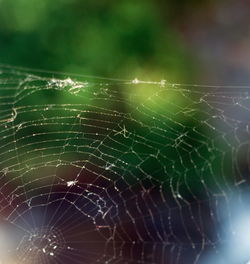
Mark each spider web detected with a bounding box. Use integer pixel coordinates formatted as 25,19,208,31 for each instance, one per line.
0,64,249,264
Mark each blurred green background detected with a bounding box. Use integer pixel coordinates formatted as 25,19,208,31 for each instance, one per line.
0,0,203,82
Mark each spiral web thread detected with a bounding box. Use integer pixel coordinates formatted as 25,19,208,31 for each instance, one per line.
0,64,249,263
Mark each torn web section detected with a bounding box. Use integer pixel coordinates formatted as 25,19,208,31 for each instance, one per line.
0,69,21,195
0,69,35,216
0,69,39,263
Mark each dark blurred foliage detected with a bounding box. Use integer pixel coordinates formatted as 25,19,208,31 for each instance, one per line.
0,0,206,82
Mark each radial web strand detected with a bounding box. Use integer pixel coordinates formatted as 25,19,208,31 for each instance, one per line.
0,64,250,263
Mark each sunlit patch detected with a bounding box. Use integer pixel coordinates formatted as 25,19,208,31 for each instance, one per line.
17,226,65,263
204,193,250,264
128,77,169,104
